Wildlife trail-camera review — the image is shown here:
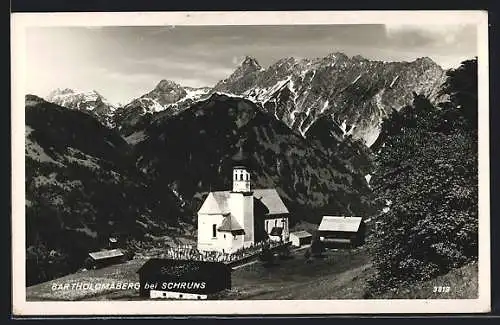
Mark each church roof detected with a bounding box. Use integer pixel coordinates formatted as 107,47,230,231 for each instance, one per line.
252,189,289,215
217,214,245,234
198,189,289,216
197,192,231,214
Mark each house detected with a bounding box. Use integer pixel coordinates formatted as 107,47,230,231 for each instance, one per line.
87,249,125,269
197,150,289,253
137,259,231,299
318,216,366,247
289,230,313,247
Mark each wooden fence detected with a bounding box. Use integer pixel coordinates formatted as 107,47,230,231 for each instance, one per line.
150,240,288,265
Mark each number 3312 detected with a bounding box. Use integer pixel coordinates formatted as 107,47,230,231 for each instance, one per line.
433,286,451,293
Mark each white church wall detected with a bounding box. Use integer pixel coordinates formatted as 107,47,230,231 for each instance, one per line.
197,213,224,252
217,231,234,253
231,233,244,252
229,193,254,243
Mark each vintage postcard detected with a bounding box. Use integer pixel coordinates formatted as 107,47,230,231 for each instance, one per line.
11,10,490,315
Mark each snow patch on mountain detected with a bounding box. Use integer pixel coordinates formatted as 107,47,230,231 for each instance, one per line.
184,87,211,101
320,100,330,114
340,120,348,135
351,73,363,85
365,174,372,186
389,75,400,88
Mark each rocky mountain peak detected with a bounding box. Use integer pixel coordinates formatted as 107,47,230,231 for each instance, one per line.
240,55,262,70
352,54,368,62
413,56,441,69
326,52,350,60
154,79,183,92
44,88,116,127
50,88,75,96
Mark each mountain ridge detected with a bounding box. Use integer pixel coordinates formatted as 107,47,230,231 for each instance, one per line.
45,88,117,127
61,52,447,145
213,53,448,146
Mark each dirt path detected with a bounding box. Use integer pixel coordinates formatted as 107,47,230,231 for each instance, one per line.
232,245,311,270
225,247,373,300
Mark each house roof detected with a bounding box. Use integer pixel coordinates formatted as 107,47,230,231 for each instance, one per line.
290,230,312,239
218,214,245,234
88,249,124,261
198,189,288,216
318,216,363,233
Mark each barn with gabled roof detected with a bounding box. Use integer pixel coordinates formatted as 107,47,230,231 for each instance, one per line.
318,216,366,247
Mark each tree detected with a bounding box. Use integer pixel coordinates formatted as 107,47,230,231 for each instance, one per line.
310,231,325,257
440,58,478,131
368,59,478,295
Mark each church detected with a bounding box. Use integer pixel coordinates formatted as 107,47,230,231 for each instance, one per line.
197,153,290,253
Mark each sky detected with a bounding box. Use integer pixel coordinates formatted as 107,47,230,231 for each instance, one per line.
25,24,478,105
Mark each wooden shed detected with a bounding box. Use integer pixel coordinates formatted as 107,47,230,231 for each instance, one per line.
289,231,313,247
88,249,125,269
318,216,366,247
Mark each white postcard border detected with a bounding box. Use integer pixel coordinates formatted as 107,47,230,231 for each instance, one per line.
11,10,490,315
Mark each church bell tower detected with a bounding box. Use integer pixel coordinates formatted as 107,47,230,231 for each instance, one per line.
233,166,251,192
229,147,254,244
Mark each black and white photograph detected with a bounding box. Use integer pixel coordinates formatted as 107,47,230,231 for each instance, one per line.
11,11,490,315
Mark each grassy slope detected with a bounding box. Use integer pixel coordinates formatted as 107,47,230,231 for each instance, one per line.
26,259,145,301
26,246,477,301
378,262,478,299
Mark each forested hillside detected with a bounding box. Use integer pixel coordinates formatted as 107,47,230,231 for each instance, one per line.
366,59,479,296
